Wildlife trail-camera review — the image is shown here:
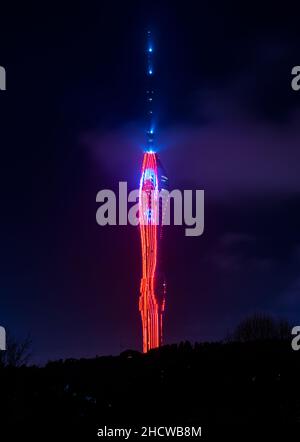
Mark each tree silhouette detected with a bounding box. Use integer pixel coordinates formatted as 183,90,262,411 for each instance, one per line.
226,314,291,342
0,332,32,367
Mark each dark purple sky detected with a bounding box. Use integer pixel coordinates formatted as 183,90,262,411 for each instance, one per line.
1,1,300,363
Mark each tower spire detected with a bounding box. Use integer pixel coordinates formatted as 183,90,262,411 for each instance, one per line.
146,30,155,152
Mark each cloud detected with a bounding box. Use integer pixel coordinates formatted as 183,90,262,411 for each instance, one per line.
161,108,300,197
83,92,300,200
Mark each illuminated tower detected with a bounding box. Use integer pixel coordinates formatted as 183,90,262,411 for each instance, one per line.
139,31,168,353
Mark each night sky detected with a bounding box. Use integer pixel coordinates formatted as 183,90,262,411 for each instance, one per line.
1,1,300,363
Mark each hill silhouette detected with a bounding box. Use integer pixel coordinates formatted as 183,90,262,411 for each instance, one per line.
0,339,299,439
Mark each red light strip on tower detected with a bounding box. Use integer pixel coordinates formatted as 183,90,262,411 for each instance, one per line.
139,152,162,352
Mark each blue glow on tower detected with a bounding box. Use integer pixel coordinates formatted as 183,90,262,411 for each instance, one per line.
143,167,157,185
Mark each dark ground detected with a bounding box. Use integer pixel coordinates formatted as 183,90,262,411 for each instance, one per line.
1,340,300,440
